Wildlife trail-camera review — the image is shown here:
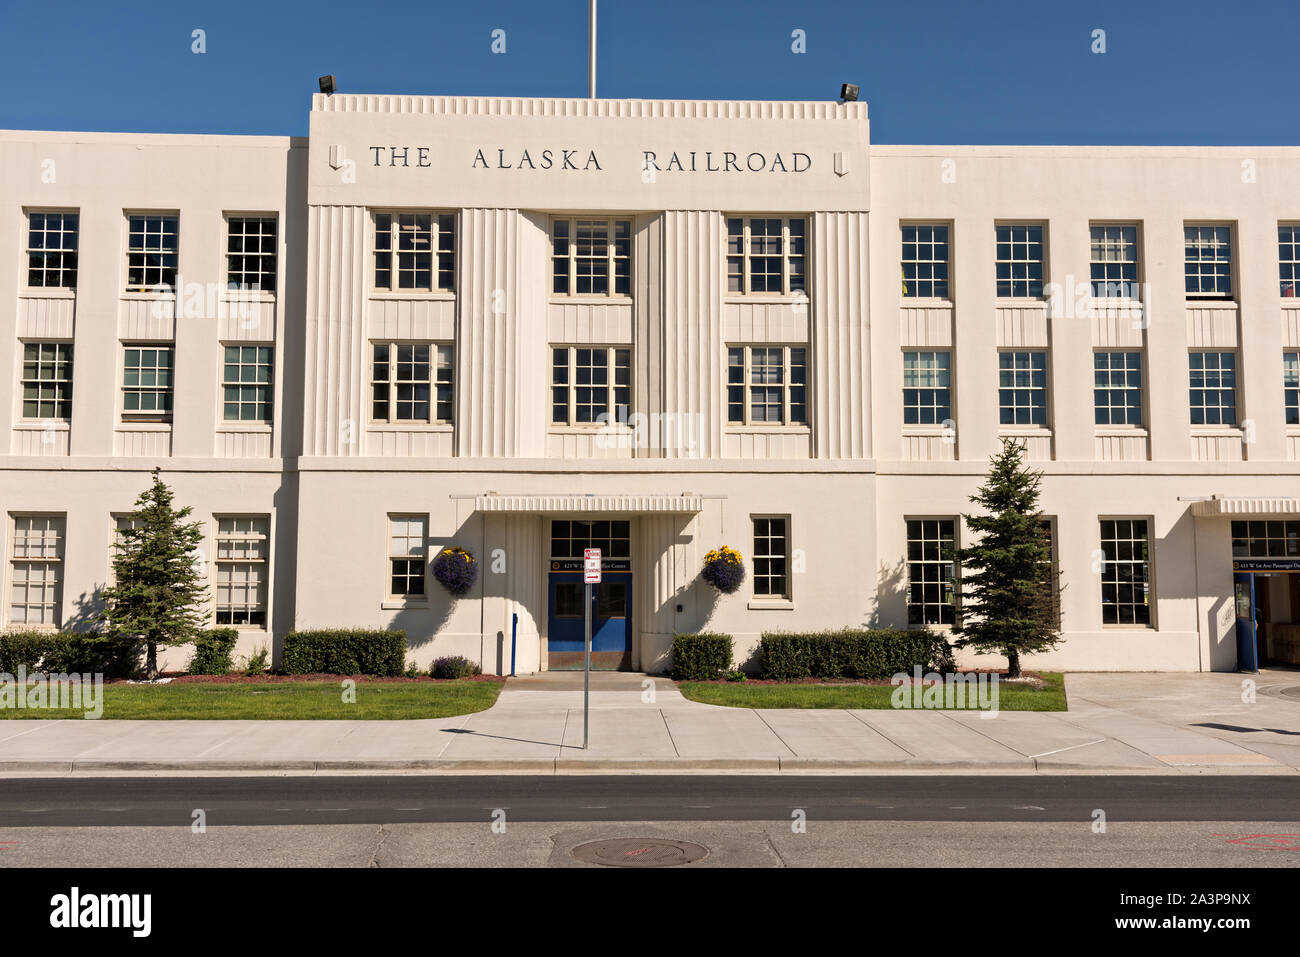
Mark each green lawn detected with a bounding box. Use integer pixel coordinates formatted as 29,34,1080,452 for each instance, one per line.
678,672,1067,711
0,679,504,720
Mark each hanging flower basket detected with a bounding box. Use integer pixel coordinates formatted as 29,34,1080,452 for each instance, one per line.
432,546,479,597
701,546,746,594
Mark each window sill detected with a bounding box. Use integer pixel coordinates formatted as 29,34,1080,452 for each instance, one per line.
222,290,276,302
15,420,70,430
20,288,76,299
748,598,795,610
369,291,456,301
1101,624,1156,631
722,296,806,306
725,426,811,434
121,290,175,300
998,426,1052,436
1095,427,1148,437
369,422,454,431
548,295,634,305
902,425,953,434
217,423,273,433
382,599,428,611
1190,427,1244,437
994,298,1048,307
1184,299,1237,307
900,297,954,308
118,420,173,430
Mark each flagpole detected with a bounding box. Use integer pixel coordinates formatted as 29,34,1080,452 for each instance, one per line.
588,0,597,98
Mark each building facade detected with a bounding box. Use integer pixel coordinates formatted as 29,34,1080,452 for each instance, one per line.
3,94,1299,674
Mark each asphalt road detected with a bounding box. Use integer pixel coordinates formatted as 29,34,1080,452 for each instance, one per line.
1,774,1298,827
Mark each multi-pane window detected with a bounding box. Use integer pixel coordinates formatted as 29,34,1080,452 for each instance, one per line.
1285,352,1299,425
995,224,1045,298
21,343,73,420
215,517,269,626
1232,520,1300,558
1093,351,1143,426
222,345,273,422
371,343,454,424
900,224,950,298
727,217,806,295
122,346,174,420
8,515,64,626
1184,225,1233,299
907,518,956,625
388,516,427,598
226,216,277,291
551,346,631,425
26,211,78,288
550,520,632,560
1100,519,1151,626
126,214,179,290
727,346,807,426
1188,351,1237,426
998,351,1048,426
374,212,455,292
1038,519,1062,630
902,350,951,425
752,516,789,599
552,219,631,296
1089,224,1139,298
1280,225,1300,297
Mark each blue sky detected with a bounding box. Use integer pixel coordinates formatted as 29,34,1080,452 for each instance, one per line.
1,0,1295,144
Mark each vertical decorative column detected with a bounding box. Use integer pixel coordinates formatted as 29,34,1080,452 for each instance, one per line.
811,212,871,459
303,205,366,456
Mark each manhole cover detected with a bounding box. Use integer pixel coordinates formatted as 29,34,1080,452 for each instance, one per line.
571,838,708,867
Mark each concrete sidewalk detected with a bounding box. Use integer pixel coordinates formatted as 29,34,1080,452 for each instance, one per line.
0,671,1297,775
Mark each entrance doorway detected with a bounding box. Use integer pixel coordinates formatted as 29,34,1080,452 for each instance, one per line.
545,519,633,671
1231,520,1300,668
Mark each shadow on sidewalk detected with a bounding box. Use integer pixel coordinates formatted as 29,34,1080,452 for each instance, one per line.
442,727,561,748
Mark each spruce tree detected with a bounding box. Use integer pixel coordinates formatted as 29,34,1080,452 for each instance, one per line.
97,469,209,679
953,439,1062,678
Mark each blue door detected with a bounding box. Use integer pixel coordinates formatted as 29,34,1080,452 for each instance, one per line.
547,572,632,670
1234,572,1259,673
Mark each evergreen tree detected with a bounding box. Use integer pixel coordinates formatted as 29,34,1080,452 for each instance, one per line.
97,469,209,679
953,439,1062,678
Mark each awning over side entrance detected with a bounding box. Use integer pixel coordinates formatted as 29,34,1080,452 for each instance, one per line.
472,493,705,514
1191,497,1300,517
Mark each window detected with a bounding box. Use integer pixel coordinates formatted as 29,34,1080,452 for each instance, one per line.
21,343,73,420
550,520,631,559
1184,225,1233,299
122,345,174,420
374,212,455,292
727,345,807,426
1089,224,1139,298
222,345,273,422
551,346,631,425
727,217,806,295
1100,519,1151,626
226,216,277,291
752,516,789,599
907,518,956,625
1280,225,1300,297
388,516,427,598
215,517,269,626
998,351,1048,426
552,218,630,296
902,350,951,425
995,224,1044,298
126,214,178,290
901,224,949,299
1232,520,1300,558
1093,351,1143,427
1188,351,1237,426
1286,352,1299,425
26,211,78,288
1038,518,1062,630
8,515,63,626
371,343,454,424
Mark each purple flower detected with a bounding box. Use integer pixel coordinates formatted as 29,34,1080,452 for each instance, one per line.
432,546,479,597
701,549,746,594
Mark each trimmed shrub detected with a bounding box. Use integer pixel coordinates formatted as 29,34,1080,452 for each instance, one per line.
281,629,407,676
432,546,479,596
0,631,138,678
671,632,734,681
431,655,481,679
189,628,239,676
759,628,954,681
0,631,52,673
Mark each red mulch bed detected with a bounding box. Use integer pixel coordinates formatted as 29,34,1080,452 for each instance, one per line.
152,673,506,685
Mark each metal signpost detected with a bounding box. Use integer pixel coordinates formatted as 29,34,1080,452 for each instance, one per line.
582,547,601,749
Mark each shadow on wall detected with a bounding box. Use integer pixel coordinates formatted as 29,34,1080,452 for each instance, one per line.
866,558,907,629
64,588,104,633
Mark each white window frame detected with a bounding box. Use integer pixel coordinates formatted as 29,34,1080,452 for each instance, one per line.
1089,223,1141,300
726,216,807,297
550,345,631,426
726,345,808,427
995,222,1046,299
25,209,79,290
20,341,73,422
1092,350,1144,428
1099,517,1154,628
900,222,950,300
902,349,952,426
214,515,270,628
1285,350,1299,426
906,517,957,627
7,514,64,628
1184,223,1235,300
221,344,274,423
387,514,428,603
551,218,631,298
751,514,791,601
1280,224,1300,298
373,211,456,293
225,214,278,292
370,341,455,425
997,349,1050,427
1188,349,1238,427
121,343,175,422
125,212,179,292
